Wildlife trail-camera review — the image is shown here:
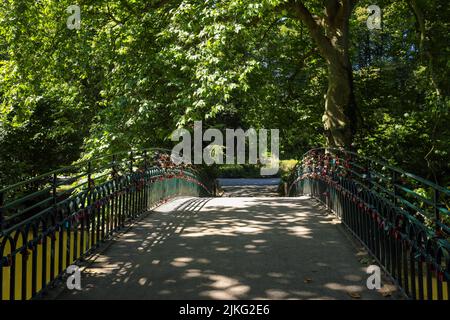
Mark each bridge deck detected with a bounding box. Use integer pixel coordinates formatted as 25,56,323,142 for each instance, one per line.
52,194,394,300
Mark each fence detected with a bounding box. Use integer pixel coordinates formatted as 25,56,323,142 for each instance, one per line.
0,149,210,300
289,148,450,300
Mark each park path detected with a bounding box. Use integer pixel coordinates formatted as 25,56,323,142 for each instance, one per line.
53,188,393,300
217,178,281,197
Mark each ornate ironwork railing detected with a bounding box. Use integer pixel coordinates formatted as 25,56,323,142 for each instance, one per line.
0,148,211,300
289,148,450,300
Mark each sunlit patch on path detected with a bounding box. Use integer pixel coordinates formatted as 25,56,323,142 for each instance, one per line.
52,193,392,300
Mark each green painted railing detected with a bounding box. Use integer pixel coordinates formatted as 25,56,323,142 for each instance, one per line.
289,148,450,300
0,148,211,300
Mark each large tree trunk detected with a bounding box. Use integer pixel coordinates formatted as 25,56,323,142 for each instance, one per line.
322,0,357,147
324,60,357,147
289,0,359,148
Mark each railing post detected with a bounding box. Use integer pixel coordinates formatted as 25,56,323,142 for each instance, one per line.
143,150,148,172
392,170,397,206
87,161,93,206
87,161,93,188
52,172,57,207
434,189,441,234
143,151,148,210
0,191,4,231
129,151,134,173
366,160,372,188
111,154,117,179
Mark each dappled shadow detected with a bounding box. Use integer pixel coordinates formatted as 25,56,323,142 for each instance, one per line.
55,196,389,300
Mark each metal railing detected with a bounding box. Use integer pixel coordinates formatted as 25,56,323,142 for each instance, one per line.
0,148,211,300
288,148,450,300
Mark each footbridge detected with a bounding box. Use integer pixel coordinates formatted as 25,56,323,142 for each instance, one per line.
0,148,448,300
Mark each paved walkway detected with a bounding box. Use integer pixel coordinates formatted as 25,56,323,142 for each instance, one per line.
54,195,392,300
218,178,280,197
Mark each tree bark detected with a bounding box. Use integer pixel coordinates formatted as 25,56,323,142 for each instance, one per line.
324,58,357,147
288,0,358,148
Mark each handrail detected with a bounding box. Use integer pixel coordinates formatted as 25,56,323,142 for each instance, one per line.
0,147,174,193
318,147,450,195
0,148,211,300
288,147,450,300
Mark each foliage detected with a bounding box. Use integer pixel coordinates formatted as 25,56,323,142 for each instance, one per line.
0,0,448,187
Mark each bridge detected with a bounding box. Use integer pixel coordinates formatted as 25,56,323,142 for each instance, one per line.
0,148,449,300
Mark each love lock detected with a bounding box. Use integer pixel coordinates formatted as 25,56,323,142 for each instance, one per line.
384,222,391,233
21,248,31,261
376,215,382,225
403,238,411,248
2,254,12,267
389,227,396,237
77,209,85,220
419,254,427,263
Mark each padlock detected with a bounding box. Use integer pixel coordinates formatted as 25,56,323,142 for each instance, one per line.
437,271,445,282
21,248,31,261
2,255,12,267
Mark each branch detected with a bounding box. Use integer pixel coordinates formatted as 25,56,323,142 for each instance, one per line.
325,0,340,26
117,0,174,17
287,0,336,61
407,0,441,95
286,47,319,96
260,17,284,42
106,3,126,25
143,0,173,12
407,0,426,51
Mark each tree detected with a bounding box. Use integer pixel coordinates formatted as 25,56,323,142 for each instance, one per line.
0,0,448,185
282,0,359,147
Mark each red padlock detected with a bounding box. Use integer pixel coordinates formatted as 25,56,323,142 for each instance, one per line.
3,254,12,267
372,211,377,220
21,248,31,261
